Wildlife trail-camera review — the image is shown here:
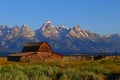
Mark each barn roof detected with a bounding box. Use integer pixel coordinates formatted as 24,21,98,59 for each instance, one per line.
25,42,44,46
22,46,40,52
8,52,35,56
22,42,50,52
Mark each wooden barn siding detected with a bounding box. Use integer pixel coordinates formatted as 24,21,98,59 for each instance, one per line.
20,52,52,61
38,52,51,58
51,53,63,61
21,52,62,61
21,53,38,60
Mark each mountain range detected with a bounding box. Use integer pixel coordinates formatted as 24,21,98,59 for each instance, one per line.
0,20,120,56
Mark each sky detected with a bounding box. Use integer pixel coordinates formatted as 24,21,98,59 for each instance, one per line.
0,0,120,35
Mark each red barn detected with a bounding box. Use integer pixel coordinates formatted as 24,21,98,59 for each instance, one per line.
7,42,63,61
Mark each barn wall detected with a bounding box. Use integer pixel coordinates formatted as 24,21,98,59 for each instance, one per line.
38,52,51,58
20,53,39,61
51,53,63,61
31,53,39,58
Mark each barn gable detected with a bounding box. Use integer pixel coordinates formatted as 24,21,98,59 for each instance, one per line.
39,42,52,53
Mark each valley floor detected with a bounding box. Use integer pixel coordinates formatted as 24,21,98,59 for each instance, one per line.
0,57,120,80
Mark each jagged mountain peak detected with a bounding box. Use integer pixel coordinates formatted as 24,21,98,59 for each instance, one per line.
111,33,120,38
12,25,21,34
21,24,30,29
41,20,56,30
56,25,69,32
57,25,69,30
45,20,51,24
39,20,58,38
13,25,19,27
104,34,111,38
0,25,9,29
13,25,20,30
67,25,88,38
1,20,120,55
41,20,53,28
72,25,83,32
73,25,82,29
20,25,35,38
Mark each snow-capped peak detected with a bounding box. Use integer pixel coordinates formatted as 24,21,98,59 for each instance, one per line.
20,24,35,37
40,20,58,38
21,24,30,29
67,25,88,38
0,25,9,29
45,20,51,24
42,20,52,26
73,25,83,31
57,25,69,30
41,20,54,30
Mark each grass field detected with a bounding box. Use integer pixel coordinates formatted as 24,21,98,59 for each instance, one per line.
0,57,120,80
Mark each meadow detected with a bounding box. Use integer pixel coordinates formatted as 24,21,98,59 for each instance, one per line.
0,57,120,80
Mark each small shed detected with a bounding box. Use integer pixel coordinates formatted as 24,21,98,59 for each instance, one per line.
7,42,63,62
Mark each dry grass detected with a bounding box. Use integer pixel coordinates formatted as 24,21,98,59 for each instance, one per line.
0,56,120,80
1,57,120,72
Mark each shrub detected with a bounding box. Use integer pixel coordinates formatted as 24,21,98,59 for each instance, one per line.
59,68,105,80
0,64,28,80
0,64,110,80
83,66,110,75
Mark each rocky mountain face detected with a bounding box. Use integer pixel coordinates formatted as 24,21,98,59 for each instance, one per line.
0,20,120,56
0,25,38,53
